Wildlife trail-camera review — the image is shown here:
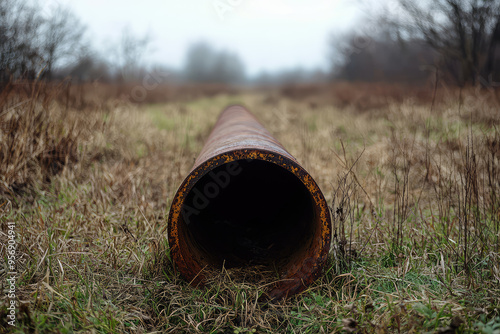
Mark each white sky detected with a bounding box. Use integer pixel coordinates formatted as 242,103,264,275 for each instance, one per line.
44,0,366,76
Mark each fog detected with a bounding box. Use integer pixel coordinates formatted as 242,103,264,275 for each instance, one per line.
2,0,499,86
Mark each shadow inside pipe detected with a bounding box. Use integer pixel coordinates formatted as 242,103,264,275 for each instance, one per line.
180,159,317,269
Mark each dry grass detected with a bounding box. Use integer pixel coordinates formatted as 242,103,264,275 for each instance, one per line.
0,81,499,333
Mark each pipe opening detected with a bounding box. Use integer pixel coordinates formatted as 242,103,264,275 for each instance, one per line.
179,159,317,269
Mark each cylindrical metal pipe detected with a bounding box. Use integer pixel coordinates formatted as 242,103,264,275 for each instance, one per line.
167,105,331,299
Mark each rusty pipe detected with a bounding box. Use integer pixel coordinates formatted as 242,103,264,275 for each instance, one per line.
167,105,331,299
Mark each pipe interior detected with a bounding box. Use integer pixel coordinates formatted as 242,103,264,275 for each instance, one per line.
179,159,317,268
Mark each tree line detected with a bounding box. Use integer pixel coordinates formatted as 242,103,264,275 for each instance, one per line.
334,0,500,86
2,0,499,86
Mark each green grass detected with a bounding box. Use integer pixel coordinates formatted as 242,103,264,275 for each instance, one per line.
148,105,178,131
1,87,500,333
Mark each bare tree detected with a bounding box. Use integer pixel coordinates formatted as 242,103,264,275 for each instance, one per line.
0,0,43,83
0,0,88,84
212,50,246,84
184,42,246,84
40,4,87,80
184,42,216,83
396,0,500,86
115,26,151,82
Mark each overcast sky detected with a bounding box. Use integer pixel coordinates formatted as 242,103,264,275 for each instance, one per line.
44,0,367,76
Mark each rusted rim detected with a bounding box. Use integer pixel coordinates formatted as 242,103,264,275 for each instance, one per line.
167,147,331,300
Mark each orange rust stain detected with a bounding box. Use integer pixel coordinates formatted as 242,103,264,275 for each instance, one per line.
168,142,331,298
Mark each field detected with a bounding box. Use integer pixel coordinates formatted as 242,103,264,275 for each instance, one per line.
1,82,499,333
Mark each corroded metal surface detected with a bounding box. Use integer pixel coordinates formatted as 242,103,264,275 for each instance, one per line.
167,105,331,300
